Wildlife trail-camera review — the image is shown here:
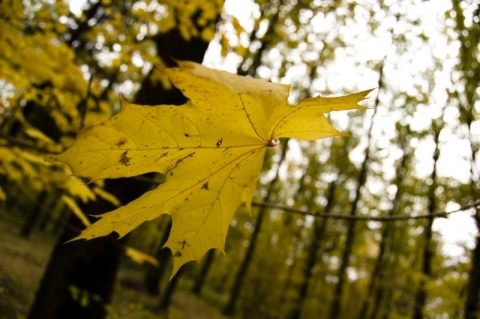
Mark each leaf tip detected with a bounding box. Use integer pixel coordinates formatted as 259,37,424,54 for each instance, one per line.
169,255,192,280
119,95,133,109
358,88,377,102
63,235,83,245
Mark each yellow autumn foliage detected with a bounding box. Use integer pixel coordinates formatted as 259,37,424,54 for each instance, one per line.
55,61,371,275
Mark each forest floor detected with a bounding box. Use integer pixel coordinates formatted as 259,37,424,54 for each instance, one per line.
0,211,229,319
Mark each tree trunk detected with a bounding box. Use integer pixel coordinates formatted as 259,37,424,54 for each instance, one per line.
37,190,62,231
223,142,289,316
158,266,187,312
464,211,480,319
327,194,361,319
223,208,267,316
144,219,172,295
449,1,480,315
328,60,383,319
412,125,440,319
236,2,282,77
27,178,149,319
288,181,336,319
192,249,216,295
359,133,410,319
20,190,48,238
134,27,212,106
328,123,372,319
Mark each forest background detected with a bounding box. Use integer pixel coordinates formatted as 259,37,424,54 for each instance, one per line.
0,0,479,319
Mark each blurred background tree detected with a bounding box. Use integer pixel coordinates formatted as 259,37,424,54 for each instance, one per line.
0,0,478,319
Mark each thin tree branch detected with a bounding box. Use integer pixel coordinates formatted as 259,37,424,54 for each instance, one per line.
251,200,480,222
129,175,480,222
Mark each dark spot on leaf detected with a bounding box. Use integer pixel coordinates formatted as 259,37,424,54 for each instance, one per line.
156,152,169,161
216,138,223,147
115,138,127,147
174,251,182,257
201,182,209,190
174,152,195,166
179,240,190,250
184,133,190,137
120,151,131,166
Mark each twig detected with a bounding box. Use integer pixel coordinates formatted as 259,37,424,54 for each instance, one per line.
130,175,480,222
251,200,480,222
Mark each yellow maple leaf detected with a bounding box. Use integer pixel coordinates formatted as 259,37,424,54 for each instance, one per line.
54,61,372,275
